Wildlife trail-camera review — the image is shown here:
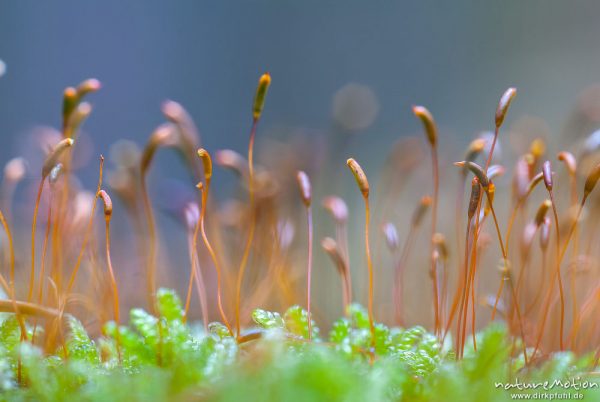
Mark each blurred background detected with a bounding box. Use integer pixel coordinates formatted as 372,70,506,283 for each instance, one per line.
1,1,600,330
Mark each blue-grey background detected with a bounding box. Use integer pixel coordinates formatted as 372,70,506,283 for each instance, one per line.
2,1,600,171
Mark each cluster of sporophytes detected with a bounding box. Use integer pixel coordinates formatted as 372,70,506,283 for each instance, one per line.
0,73,598,401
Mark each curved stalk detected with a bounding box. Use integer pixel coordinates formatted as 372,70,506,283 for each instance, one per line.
235,119,258,339
199,178,233,335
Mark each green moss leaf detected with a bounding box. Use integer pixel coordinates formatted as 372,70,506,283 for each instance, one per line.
284,305,319,340
66,316,99,364
130,308,159,347
156,288,184,322
103,321,155,367
209,322,232,339
346,303,370,330
0,315,21,358
329,318,350,344
252,309,285,330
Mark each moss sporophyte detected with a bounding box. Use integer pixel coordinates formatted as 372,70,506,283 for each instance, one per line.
0,74,597,401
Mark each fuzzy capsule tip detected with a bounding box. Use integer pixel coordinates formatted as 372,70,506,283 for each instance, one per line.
412,105,437,147
97,189,113,219
495,87,517,128
197,148,213,179
454,161,489,188
584,163,600,198
542,161,553,191
42,138,74,178
535,200,552,227
346,158,369,197
557,151,577,176
252,73,271,121
296,170,312,207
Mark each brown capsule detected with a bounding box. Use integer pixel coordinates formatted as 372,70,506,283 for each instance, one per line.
42,138,74,178
321,237,346,275
524,152,535,172
487,165,506,180
539,217,551,251
467,178,482,220
557,151,576,176
530,138,546,160
381,222,399,251
162,100,187,122
542,160,553,191
296,170,312,207
162,100,200,153
495,87,517,128
534,199,552,227
140,124,176,174
62,87,78,127
521,222,537,260
253,73,271,121
76,78,101,98
464,138,486,163
484,182,495,217
346,158,369,198
97,189,113,220
412,195,432,226
197,148,213,179
65,102,92,139
527,172,544,194
214,149,248,178
4,157,27,183
254,170,279,199
454,161,489,188
584,162,600,198
412,106,437,147
320,237,334,255
432,232,449,261
322,196,348,223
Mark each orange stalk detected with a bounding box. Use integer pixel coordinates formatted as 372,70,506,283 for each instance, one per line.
413,105,440,336
66,157,104,294
235,72,271,340
197,149,232,335
97,189,121,362
346,158,375,352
